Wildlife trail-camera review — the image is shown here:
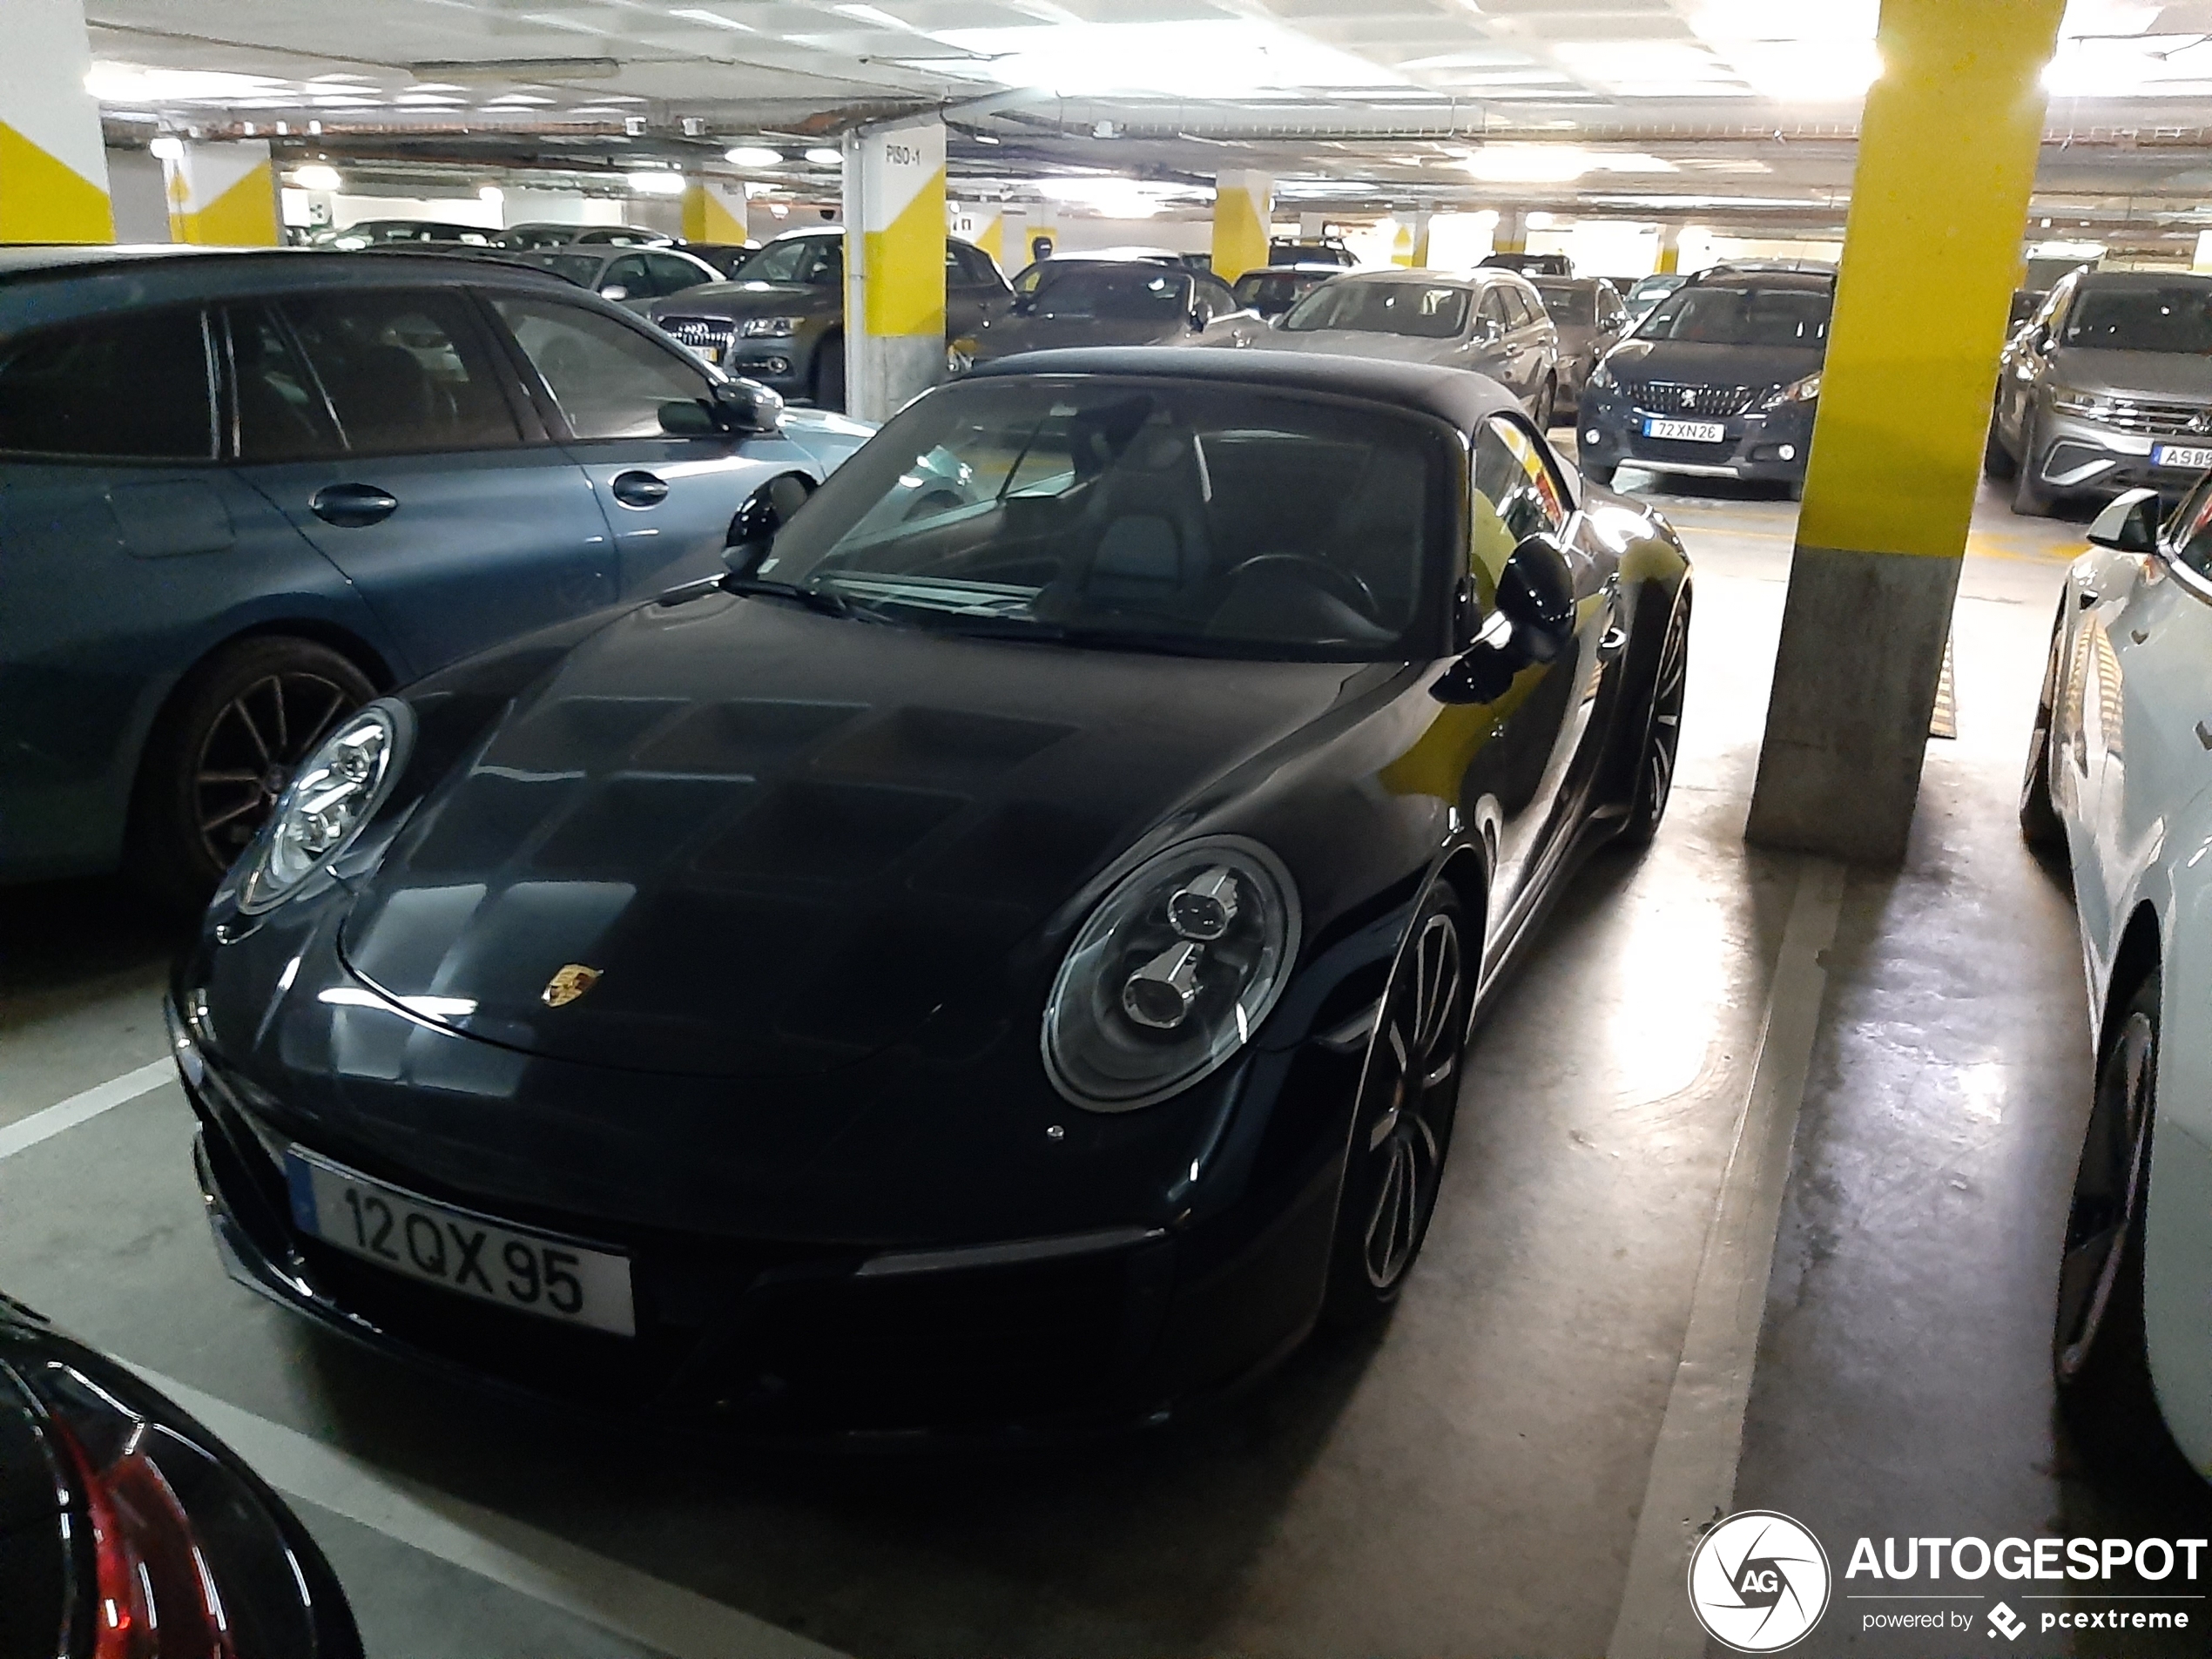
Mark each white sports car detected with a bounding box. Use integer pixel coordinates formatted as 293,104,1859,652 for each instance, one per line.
2023,480,2212,1479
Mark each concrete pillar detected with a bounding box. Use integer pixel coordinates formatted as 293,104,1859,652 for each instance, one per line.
0,0,111,243
950,202,1005,268
1492,207,1527,257
681,178,747,243
1211,171,1272,282
1656,222,1682,275
1391,212,1432,267
1746,0,2066,864
165,141,280,245
2193,229,2212,274
842,117,946,421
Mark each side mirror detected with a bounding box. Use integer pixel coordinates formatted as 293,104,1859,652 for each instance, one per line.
2088,486,2161,554
599,284,630,301
659,378,784,439
1431,535,1580,705
2026,323,2050,354
657,399,718,436
722,473,814,573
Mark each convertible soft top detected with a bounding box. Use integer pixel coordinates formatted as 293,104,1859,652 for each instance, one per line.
968,345,1525,434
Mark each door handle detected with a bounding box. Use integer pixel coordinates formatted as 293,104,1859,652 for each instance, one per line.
308,483,398,528
610,469,671,509
2131,627,2150,644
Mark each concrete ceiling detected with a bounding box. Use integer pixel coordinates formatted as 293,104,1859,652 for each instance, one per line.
77,0,2212,240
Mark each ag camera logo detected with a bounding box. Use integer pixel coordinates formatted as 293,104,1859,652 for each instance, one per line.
1689,1510,1832,1652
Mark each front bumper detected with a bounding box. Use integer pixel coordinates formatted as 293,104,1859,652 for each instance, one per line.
1576,388,1816,484
173,996,1348,1444
2026,407,2212,501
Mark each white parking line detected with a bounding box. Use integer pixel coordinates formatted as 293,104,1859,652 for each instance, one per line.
1606,856,1846,1659
130,1365,850,1659
0,1059,174,1160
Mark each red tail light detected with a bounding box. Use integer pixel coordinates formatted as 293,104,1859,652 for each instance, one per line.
52,1419,239,1659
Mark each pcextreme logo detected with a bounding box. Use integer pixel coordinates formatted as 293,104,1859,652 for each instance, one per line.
1688,1511,1833,1652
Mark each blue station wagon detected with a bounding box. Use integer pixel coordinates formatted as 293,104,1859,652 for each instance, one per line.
0,247,871,903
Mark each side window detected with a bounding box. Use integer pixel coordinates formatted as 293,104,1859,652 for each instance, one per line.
602,254,651,298
280,290,521,455
0,307,214,461
490,295,711,441
1477,288,1511,338
226,305,341,462
1473,415,1568,556
644,253,707,296
1506,287,1539,327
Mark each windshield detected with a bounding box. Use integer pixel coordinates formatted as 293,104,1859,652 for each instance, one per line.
734,237,842,286
1026,266,1191,320
1238,273,1326,311
523,253,605,286
755,377,1450,660
1636,283,1830,347
1281,282,1471,339
2061,285,2212,353
1534,283,1595,326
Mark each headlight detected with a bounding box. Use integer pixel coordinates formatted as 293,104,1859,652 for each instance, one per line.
1042,836,1300,1112
239,701,410,914
2050,384,2116,418
739,315,799,338
1760,372,1821,409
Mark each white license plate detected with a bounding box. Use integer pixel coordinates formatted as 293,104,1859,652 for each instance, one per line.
699,345,724,364
1644,417,1729,442
2153,442,2212,470
285,1150,635,1336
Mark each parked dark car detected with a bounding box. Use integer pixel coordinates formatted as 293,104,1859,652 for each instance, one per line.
1531,275,1631,406
0,1292,361,1657
1231,264,1342,320
171,347,1691,1441
1267,238,1354,268
307,219,495,250
1575,266,1833,494
0,246,869,903
1481,252,1573,278
1622,273,1685,321
1986,269,2212,516
646,228,1013,411
1253,268,1565,428
1009,247,1190,299
513,246,723,313
683,241,762,279
497,223,675,251
963,261,1266,364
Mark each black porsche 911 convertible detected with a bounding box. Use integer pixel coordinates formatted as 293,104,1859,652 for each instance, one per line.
170,347,1692,1440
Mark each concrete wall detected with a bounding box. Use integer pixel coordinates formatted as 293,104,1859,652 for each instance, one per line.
105,147,170,243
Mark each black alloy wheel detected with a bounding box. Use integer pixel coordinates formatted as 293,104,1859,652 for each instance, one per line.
2013,412,2057,516
1622,589,1691,845
1534,376,1556,432
131,637,374,912
1324,883,1473,1325
2054,973,2160,1411
2020,606,2067,847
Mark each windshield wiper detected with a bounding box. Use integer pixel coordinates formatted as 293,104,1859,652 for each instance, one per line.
718,573,860,619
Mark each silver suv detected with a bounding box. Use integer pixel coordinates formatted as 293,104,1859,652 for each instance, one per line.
1987,269,2212,516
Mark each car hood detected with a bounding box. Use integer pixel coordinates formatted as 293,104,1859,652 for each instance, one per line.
651,280,833,320
2047,347,2212,401
1251,329,1463,365
1600,336,1823,391
972,313,1181,355
339,596,1363,1080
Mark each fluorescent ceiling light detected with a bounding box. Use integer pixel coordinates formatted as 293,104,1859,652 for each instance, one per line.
1460,145,1677,183
804,146,843,165
149,135,185,161
669,6,755,27
928,21,1409,98
1550,41,1747,97
291,164,343,191
725,145,785,166
479,185,504,204
626,170,686,194
86,64,286,103
834,4,914,28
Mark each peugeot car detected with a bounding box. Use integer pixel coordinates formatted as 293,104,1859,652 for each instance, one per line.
171,348,1691,1441
1575,266,1832,495
1986,269,2212,516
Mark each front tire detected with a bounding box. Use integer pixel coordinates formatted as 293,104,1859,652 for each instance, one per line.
2055,973,2161,1433
1621,588,1690,846
1582,459,1618,488
2021,607,2067,847
2013,413,2057,516
1533,375,1557,432
1984,411,2018,481
1322,883,1473,1327
129,636,374,913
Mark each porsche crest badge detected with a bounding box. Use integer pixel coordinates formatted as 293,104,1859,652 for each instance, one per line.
542,964,602,1008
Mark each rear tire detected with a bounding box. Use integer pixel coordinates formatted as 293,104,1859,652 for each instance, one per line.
128,637,374,914
1621,587,1690,846
2013,414,2057,516
1533,375,1556,432
1984,412,2018,481
1322,884,1472,1329
2055,973,2162,1443
812,334,846,413
2021,610,2067,848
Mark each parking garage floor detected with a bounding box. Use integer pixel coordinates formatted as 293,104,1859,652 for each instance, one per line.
4,476,2209,1658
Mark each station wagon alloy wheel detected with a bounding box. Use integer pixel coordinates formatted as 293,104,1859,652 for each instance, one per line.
195,671,358,867
2055,981,2159,1388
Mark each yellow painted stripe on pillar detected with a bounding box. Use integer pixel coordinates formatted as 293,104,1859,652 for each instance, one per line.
1656,245,1679,275
0,121,112,244
172,160,280,246
973,214,1003,266
861,165,947,338
683,185,745,244
1211,179,1269,283
1797,0,2065,560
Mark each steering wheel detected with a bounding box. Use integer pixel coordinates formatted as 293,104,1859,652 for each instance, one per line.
1220,553,1379,621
